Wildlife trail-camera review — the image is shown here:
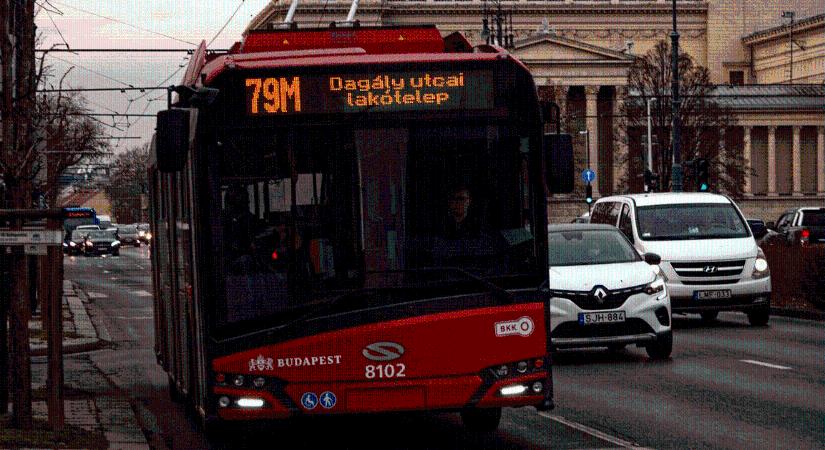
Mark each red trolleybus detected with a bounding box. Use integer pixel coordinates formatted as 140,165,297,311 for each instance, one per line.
149,24,571,432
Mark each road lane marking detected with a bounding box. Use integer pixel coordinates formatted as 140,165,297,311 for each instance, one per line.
136,265,145,270
103,270,110,274
538,412,650,449
740,359,792,370
131,290,153,297
86,292,108,299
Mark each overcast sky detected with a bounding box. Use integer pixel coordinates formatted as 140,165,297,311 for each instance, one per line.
36,0,273,153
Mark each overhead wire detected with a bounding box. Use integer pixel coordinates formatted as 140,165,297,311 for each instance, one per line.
49,0,198,46
208,0,245,48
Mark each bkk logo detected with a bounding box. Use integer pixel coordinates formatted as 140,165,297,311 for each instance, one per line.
494,316,535,337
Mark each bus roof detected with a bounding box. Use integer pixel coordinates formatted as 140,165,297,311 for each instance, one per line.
183,26,517,88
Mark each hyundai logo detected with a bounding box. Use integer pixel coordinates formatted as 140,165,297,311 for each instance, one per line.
362,342,405,361
703,265,718,274
592,286,609,303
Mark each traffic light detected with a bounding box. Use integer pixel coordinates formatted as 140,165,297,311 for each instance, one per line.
696,158,709,191
585,184,593,204
644,169,657,192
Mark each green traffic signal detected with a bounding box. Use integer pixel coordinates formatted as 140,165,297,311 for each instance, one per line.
585,184,593,204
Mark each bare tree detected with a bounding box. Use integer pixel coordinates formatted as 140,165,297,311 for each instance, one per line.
616,41,746,196
32,78,111,208
105,144,150,224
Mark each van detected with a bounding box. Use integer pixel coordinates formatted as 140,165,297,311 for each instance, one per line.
589,193,771,326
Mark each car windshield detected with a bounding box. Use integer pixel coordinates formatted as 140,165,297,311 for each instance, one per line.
801,210,825,226
547,230,639,266
87,230,115,239
637,203,750,240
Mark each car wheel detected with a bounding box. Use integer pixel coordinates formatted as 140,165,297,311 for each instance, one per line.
460,407,502,432
645,331,672,360
747,308,770,326
700,311,719,322
112,250,120,256
607,344,626,352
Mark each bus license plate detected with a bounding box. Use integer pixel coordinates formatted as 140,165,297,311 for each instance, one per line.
578,311,625,325
694,290,732,300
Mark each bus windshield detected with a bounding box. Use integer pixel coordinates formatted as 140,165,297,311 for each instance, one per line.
212,124,540,327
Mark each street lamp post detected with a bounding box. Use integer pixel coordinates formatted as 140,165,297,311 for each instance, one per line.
646,98,655,172
670,0,683,192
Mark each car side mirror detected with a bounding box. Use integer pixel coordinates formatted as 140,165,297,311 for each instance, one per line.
766,221,775,230
753,228,767,240
643,252,661,265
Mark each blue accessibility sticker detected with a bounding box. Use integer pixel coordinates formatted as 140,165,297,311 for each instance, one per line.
300,392,318,410
320,391,337,409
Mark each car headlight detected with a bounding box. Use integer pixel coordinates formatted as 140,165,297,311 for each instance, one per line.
146,233,152,240
85,241,93,247
138,230,145,237
111,241,121,247
752,250,770,279
69,241,76,247
645,277,667,300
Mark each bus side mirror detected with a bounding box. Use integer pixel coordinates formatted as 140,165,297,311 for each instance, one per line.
545,133,574,194
156,108,194,172
643,252,661,265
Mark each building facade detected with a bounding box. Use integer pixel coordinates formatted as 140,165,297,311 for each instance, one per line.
247,0,825,221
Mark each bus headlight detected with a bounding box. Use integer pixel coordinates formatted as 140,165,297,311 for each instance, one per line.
236,398,265,408
500,384,527,396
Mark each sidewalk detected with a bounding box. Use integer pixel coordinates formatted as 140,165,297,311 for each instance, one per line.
2,281,153,450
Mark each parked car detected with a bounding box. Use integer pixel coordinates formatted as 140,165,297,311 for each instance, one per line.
136,223,152,245
768,207,825,247
64,229,89,255
545,224,672,358
589,193,771,326
82,230,121,256
117,225,142,247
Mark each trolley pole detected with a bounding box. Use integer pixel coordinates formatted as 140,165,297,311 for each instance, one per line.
670,0,683,192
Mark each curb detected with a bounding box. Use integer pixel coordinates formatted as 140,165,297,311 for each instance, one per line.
770,306,825,321
30,281,108,356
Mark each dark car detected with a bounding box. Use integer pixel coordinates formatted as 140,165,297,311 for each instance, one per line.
746,219,772,244
768,207,825,246
82,230,121,256
64,230,89,255
117,225,142,247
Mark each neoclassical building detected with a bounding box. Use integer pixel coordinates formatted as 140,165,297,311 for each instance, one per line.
246,0,824,220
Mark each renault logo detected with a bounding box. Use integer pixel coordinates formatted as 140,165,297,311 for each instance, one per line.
592,287,609,303
362,342,405,361
703,265,718,274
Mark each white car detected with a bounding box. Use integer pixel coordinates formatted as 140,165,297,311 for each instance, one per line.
546,224,672,359
589,193,771,326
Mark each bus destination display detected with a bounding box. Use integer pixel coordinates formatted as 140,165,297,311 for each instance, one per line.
244,70,494,115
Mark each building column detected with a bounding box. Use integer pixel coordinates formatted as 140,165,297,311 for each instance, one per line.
818,126,825,195
613,86,627,193
768,126,777,196
556,85,569,133
743,126,752,195
585,86,599,196
792,126,802,195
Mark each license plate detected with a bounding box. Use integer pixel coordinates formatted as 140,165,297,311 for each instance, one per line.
578,311,626,325
694,290,732,300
